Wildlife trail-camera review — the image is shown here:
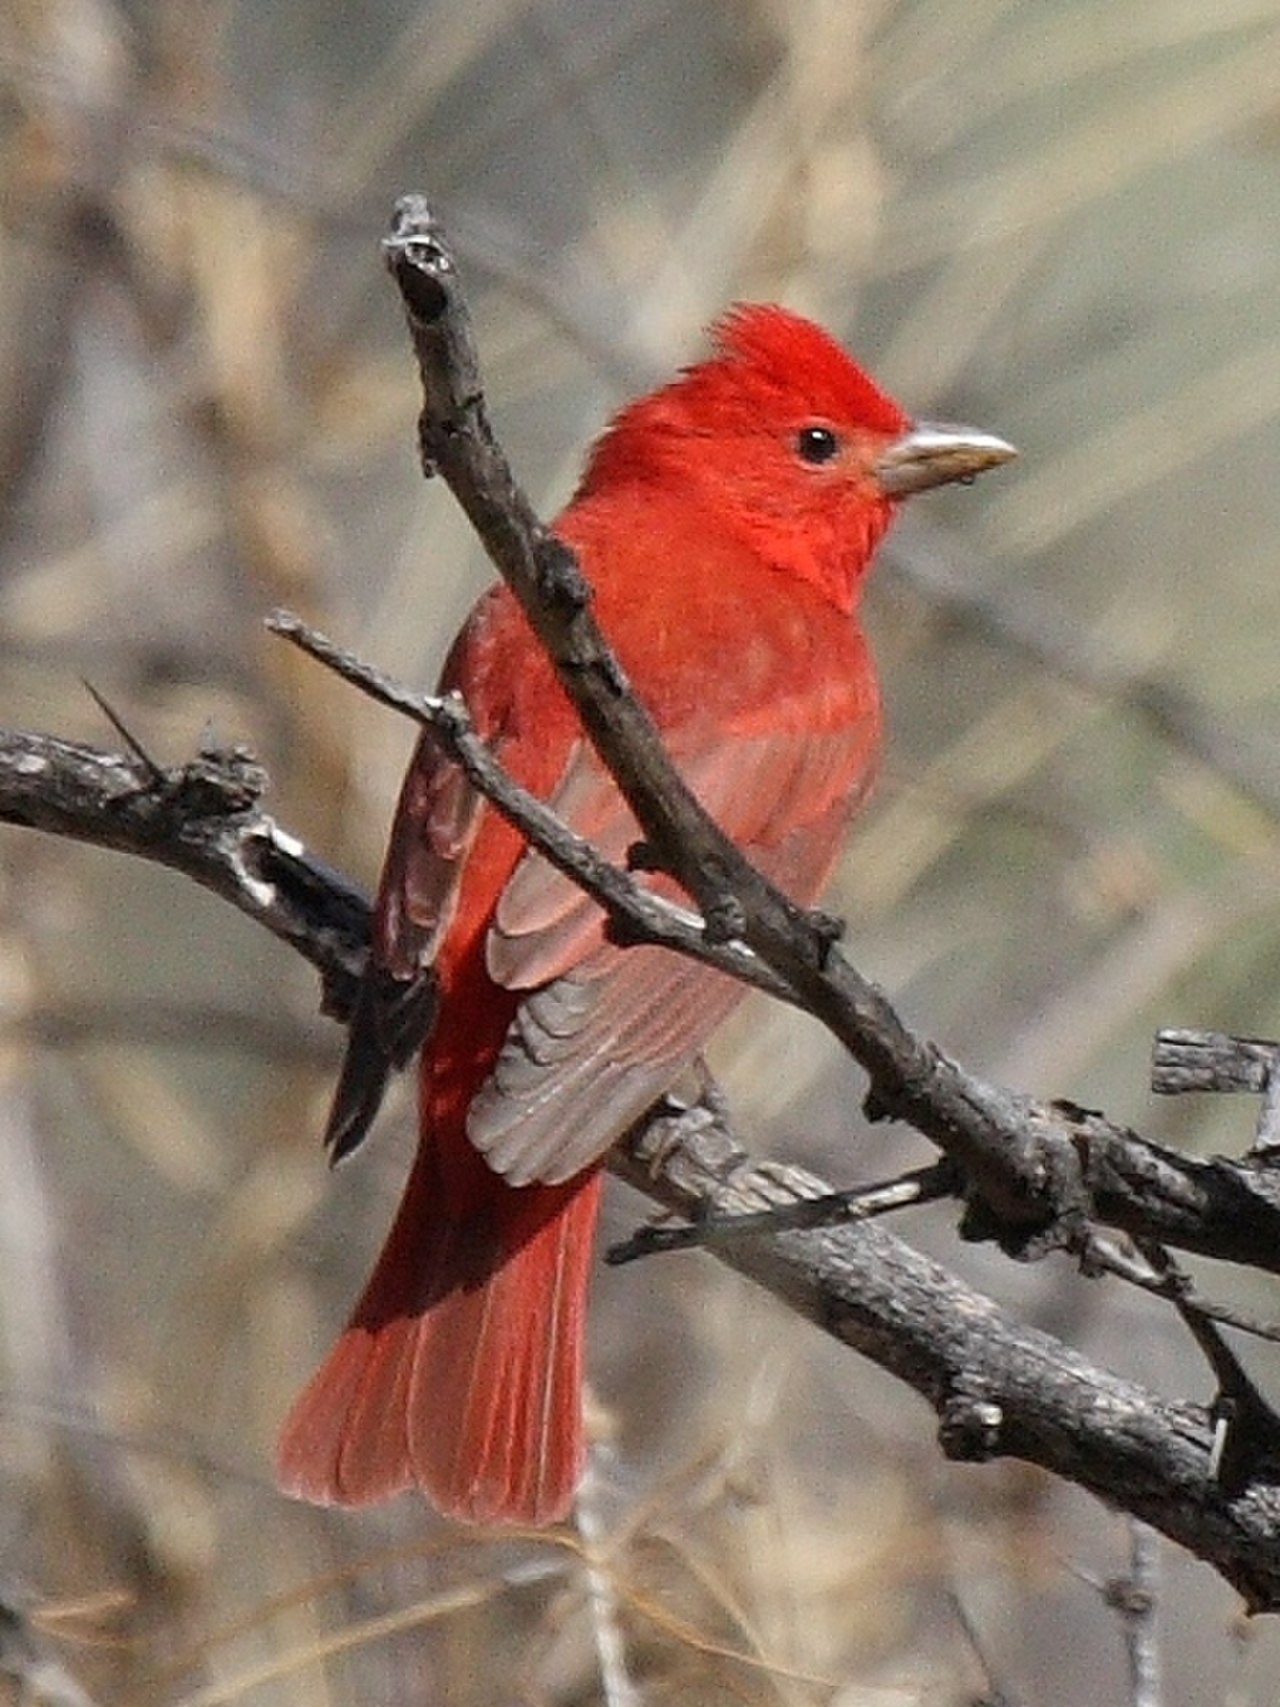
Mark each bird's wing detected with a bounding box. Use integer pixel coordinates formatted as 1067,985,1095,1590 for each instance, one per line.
323,729,484,1162
469,709,879,1185
322,584,556,1162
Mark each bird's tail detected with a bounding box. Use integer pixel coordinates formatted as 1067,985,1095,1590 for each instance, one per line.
277,1123,602,1524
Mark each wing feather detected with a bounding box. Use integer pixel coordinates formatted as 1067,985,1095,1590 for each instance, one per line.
470,711,879,1185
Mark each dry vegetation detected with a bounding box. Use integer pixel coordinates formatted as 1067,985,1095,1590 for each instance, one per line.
5,1,1280,1702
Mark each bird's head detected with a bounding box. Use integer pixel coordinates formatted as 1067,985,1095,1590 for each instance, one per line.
577,304,1015,612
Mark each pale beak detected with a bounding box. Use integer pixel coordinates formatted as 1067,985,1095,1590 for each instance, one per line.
874,421,1017,498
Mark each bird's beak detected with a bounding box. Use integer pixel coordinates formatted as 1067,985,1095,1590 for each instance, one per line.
874,421,1017,498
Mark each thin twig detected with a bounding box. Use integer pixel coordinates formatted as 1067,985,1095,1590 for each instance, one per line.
605,1161,955,1265
574,1458,641,1707
1111,1522,1161,1707
1077,1231,1280,1348
946,1584,1024,1707
265,607,793,1003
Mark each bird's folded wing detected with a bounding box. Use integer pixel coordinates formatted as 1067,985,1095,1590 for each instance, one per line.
324,734,481,1162
470,718,877,1185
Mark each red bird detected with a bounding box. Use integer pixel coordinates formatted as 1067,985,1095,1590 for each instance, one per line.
278,306,1013,1523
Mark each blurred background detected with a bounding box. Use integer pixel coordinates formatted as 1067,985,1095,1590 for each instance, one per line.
4,0,1280,1700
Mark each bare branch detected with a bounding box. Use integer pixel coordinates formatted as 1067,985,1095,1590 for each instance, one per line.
0,726,369,1018
604,1159,957,1264
1151,1028,1280,1097
610,1097,1280,1613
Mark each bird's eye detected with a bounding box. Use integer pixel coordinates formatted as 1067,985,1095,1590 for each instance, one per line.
795,425,841,465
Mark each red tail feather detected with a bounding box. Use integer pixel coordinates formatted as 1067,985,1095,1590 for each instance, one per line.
278,1134,602,1523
